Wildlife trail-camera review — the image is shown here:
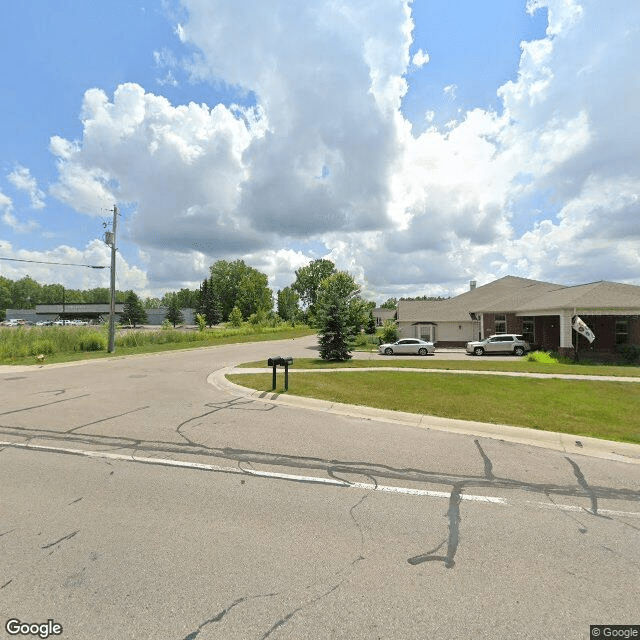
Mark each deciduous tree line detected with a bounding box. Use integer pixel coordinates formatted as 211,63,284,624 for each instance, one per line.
2,258,379,359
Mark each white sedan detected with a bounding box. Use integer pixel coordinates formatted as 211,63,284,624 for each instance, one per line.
378,338,435,356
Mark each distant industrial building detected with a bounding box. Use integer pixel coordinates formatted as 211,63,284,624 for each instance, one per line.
4,304,195,325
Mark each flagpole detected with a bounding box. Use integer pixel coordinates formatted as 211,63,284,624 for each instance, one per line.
573,308,578,361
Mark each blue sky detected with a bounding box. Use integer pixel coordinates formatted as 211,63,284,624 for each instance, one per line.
1,1,639,301
405,1,547,129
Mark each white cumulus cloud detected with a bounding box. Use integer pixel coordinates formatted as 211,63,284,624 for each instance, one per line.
42,0,640,297
412,48,430,67
8,166,46,209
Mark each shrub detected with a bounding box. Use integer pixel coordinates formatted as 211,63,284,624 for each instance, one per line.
228,306,243,327
249,310,265,325
616,344,640,364
353,333,369,347
195,313,207,332
526,350,559,364
29,340,56,356
379,319,398,345
78,335,106,352
117,332,142,348
267,312,283,328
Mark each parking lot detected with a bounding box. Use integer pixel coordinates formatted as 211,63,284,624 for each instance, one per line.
354,347,518,362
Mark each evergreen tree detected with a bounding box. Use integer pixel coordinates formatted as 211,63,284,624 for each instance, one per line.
122,291,148,327
365,310,377,334
165,295,184,327
318,301,352,361
197,278,222,327
316,271,367,361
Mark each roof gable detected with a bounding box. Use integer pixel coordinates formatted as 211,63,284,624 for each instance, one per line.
398,276,562,322
397,276,640,323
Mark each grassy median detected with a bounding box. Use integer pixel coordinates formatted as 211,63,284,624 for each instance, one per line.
237,356,640,378
227,369,640,444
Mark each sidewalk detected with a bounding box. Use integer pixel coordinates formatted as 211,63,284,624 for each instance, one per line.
210,366,640,466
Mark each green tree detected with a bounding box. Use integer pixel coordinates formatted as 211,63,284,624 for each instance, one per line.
122,291,148,327
85,287,111,304
236,270,272,319
144,297,162,309
40,284,65,304
276,286,299,323
173,287,199,309
380,297,398,310
64,289,86,303
316,271,367,361
11,276,42,307
292,259,336,323
0,277,11,321
165,295,184,327
209,260,273,321
228,305,243,327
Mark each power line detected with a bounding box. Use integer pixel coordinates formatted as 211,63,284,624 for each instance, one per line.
0,257,107,269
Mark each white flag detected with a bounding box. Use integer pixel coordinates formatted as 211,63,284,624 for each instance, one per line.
572,316,595,343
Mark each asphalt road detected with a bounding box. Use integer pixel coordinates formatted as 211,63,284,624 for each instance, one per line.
1,335,639,640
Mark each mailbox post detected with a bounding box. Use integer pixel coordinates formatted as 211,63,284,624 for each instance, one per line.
267,356,294,391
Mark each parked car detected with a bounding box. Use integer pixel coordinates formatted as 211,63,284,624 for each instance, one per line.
466,334,530,356
1,319,27,327
378,338,435,356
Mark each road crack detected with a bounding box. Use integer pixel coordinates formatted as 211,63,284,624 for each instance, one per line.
474,439,495,480
565,457,611,518
408,482,464,569
40,530,79,550
181,593,277,640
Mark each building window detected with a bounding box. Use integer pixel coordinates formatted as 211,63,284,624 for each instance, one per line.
615,318,629,344
494,314,506,334
522,317,535,344
419,325,434,342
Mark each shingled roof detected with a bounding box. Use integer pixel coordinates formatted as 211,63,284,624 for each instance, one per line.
397,276,640,323
514,281,640,312
398,276,563,322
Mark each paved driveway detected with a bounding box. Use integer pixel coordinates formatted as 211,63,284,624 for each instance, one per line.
1,335,639,639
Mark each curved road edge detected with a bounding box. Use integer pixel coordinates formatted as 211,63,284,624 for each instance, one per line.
209,366,640,466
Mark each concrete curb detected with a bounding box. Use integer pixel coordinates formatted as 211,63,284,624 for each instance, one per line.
210,367,640,466
228,365,640,382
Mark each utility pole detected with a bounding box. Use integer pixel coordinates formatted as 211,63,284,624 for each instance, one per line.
106,205,118,353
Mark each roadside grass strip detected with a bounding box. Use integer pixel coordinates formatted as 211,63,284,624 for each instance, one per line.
0,325,315,365
238,357,640,378
227,370,640,445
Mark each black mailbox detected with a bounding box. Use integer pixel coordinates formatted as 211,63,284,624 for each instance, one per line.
267,356,294,390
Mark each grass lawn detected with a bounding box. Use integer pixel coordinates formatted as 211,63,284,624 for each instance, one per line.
227,370,640,444
236,356,640,378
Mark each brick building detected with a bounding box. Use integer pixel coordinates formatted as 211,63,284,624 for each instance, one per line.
397,276,640,358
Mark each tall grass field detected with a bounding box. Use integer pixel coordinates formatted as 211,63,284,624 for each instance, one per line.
0,323,314,364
